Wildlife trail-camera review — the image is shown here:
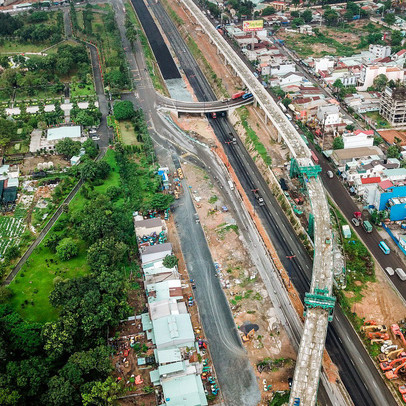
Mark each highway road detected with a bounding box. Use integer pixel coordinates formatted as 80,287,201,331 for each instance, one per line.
112,1,262,404
313,146,406,291
143,1,399,405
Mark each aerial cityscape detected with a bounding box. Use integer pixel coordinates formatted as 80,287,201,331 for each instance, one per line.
0,0,406,405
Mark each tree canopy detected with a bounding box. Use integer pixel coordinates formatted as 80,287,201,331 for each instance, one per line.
113,101,135,121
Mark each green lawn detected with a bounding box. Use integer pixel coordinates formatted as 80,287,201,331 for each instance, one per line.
7,149,121,323
0,42,46,54
365,111,391,129
119,120,140,145
8,241,90,323
70,82,96,97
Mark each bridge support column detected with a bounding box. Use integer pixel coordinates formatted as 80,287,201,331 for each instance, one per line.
253,98,258,107
264,113,268,125
278,130,282,143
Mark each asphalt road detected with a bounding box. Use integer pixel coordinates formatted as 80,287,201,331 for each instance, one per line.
313,146,406,291
145,1,399,405
112,2,261,404
130,0,181,80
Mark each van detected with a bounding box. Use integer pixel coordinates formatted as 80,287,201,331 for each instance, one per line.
228,180,234,190
327,171,333,179
385,267,395,276
396,268,406,281
351,218,360,227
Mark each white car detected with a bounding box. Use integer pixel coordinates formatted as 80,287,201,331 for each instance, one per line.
92,136,100,141
327,170,333,178
385,267,394,276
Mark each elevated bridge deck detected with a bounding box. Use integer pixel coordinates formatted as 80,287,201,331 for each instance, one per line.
156,93,254,113
178,1,335,405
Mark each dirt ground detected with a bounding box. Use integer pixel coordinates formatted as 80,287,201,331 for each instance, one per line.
180,160,296,402
20,155,70,175
352,271,406,326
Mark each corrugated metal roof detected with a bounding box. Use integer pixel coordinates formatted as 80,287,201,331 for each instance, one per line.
47,126,81,141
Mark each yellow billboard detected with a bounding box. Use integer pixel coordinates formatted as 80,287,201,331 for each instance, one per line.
243,20,264,32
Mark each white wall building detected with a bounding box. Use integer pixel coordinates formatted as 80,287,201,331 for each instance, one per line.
314,57,335,73
317,105,341,125
369,44,391,59
358,65,404,91
343,130,374,149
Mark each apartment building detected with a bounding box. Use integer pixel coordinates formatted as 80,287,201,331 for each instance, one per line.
380,86,406,128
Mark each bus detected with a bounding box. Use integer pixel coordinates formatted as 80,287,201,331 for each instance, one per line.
379,241,390,255
310,150,319,164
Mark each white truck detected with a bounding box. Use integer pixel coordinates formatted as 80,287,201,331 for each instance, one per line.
228,180,234,191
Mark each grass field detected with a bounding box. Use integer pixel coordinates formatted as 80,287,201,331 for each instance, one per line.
70,82,95,97
119,120,140,145
365,111,391,129
0,42,46,54
8,150,121,322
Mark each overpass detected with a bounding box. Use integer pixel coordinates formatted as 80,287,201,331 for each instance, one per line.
178,0,335,405
156,93,254,114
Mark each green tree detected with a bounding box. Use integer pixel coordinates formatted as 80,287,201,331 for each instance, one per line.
301,9,312,23
87,238,128,272
146,193,175,211
44,233,62,253
387,144,400,158
281,97,292,108
82,376,123,406
0,118,16,152
106,186,122,201
82,138,98,159
113,100,135,121
332,136,344,150
384,13,396,26
74,110,95,127
373,74,388,91
292,17,305,27
80,160,110,181
163,254,179,269
345,124,355,131
332,79,343,92
55,138,81,159
56,238,79,261
261,6,276,16
391,30,403,47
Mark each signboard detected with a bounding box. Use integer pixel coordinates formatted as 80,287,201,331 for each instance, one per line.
243,20,264,32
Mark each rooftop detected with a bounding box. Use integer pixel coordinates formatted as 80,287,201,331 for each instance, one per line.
153,314,194,349
134,217,163,229
47,126,81,141
161,373,208,406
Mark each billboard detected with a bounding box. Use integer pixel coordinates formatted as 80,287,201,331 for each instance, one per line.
243,20,264,32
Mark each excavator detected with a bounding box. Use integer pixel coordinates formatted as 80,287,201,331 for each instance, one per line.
392,324,406,347
361,324,388,333
369,331,390,340
380,357,406,372
378,348,406,363
385,360,406,380
242,329,255,343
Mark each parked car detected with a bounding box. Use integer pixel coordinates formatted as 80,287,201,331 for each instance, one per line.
385,267,395,276
327,170,333,178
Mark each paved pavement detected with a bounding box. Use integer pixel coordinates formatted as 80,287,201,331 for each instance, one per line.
112,1,261,404
313,145,406,293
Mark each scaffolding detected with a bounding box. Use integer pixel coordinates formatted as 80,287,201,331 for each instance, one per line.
290,158,322,181
304,288,336,322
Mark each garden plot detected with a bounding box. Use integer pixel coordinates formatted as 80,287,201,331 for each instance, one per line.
0,217,26,257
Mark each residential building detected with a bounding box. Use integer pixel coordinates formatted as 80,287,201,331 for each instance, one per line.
141,243,172,266
314,57,335,73
380,86,406,128
317,105,340,126
299,25,312,35
343,130,374,149
331,146,384,165
134,217,165,239
379,129,406,146
358,65,404,91
375,183,406,220
369,44,392,59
